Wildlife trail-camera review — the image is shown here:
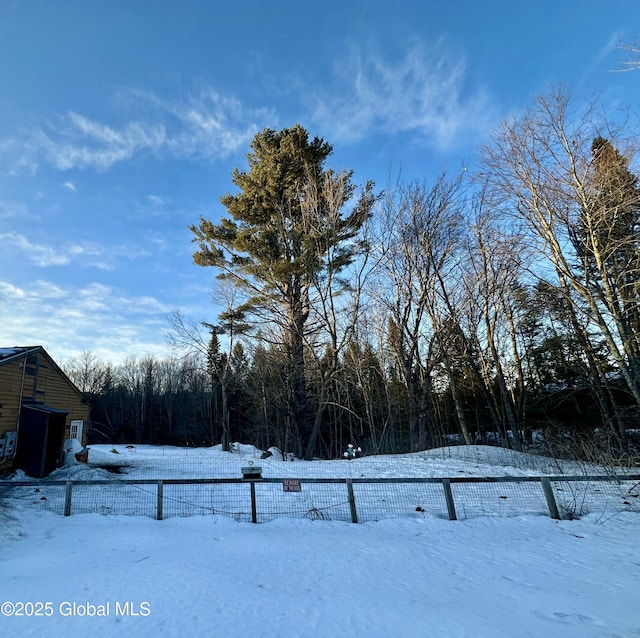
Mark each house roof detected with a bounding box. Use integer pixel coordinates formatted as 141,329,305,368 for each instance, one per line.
0,346,86,402
0,346,42,366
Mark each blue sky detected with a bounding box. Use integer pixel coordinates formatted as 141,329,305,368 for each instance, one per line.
1,0,639,364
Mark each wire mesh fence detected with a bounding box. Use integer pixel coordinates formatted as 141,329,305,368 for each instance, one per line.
0,483,66,515
1,475,639,523
162,482,243,520
549,476,640,519
253,481,353,522
450,478,550,520
351,480,451,521
71,482,157,517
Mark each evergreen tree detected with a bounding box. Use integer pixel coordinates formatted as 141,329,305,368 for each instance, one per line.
205,330,224,448
573,137,640,361
190,124,373,457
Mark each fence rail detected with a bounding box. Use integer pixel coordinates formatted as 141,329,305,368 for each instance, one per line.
1,475,639,523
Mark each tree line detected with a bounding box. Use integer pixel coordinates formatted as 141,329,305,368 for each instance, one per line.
65,89,640,461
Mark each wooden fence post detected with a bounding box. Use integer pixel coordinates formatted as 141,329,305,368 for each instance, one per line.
64,480,73,517
346,478,358,524
540,477,560,520
442,479,457,521
156,480,163,521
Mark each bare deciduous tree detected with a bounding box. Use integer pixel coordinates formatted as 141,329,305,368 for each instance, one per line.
374,174,468,449
481,88,640,434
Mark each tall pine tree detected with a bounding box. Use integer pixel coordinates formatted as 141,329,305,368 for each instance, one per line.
573,137,640,360
190,124,373,457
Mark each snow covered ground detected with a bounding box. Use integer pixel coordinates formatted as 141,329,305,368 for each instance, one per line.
1,444,639,637
82,441,616,479
3,443,638,522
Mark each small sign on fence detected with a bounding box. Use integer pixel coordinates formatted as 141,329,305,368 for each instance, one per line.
283,479,302,492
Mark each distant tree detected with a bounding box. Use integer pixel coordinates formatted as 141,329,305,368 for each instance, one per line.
204,292,249,452
64,350,105,395
190,124,374,458
341,338,393,455
246,342,292,452
462,197,528,450
167,278,250,450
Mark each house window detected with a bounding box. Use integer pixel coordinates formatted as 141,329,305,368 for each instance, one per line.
70,420,84,441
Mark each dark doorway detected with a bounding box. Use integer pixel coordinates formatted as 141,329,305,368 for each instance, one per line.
17,405,68,478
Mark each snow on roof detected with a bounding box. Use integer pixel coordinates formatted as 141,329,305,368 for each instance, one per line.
0,346,41,365
0,348,22,357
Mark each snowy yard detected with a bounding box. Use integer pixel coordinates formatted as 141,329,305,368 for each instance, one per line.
3,443,639,522
1,445,639,637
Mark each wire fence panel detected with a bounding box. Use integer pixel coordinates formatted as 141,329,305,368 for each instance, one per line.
70,482,156,517
0,483,66,515
2,475,640,523
450,480,549,520
550,478,640,519
162,483,250,521
254,482,352,523
352,482,449,522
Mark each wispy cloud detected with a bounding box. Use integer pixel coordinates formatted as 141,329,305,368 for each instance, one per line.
0,231,152,269
311,40,498,150
0,138,39,176
0,199,34,220
0,279,171,363
62,181,77,192
578,30,622,84
2,87,276,173
32,115,166,171
147,194,169,207
161,88,274,159
0,232,70,266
